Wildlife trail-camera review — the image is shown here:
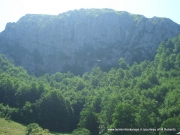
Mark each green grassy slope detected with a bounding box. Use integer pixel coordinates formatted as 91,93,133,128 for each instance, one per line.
0,118,71,135
0,118,26,135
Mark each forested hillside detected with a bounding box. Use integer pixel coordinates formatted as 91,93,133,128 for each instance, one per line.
0,35,180,135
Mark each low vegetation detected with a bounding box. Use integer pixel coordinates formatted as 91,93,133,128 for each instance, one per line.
0,118,26,135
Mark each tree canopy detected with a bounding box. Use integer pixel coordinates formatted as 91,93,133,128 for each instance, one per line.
0,35,180,134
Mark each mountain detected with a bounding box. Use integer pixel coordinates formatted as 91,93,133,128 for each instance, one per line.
0,8,180,76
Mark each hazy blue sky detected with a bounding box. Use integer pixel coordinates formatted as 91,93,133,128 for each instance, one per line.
0,0,179,32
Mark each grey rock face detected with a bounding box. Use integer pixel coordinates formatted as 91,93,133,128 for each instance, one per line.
0,9,180,75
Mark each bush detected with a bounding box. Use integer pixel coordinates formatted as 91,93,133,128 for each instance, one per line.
26,123,49,135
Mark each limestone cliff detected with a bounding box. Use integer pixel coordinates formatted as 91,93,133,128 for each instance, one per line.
0,9,180,75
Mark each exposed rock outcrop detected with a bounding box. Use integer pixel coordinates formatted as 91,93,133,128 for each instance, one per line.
0,9,180,75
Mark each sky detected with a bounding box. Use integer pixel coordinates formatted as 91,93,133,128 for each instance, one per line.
0,0,180,32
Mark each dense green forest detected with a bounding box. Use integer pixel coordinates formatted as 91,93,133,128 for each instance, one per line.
0,35,180,135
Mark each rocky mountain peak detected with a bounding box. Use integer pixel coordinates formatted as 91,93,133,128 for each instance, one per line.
0,8,180,76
